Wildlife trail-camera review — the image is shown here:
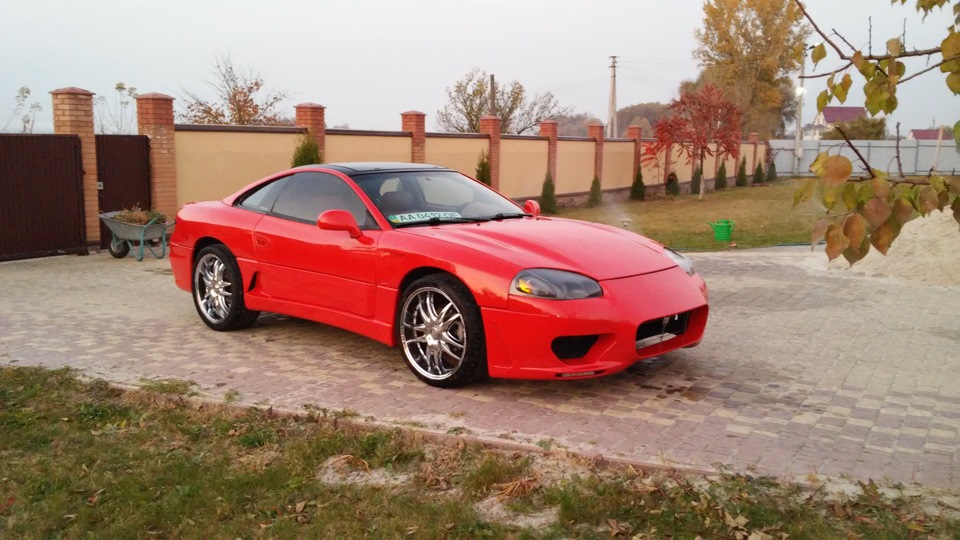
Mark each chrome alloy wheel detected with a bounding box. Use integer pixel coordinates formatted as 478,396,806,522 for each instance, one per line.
194,253,233,324
400,287,467,380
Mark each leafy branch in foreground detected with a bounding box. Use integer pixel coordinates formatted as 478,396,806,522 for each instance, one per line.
792,0,960,263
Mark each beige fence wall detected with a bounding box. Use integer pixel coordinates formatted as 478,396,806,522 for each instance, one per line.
500,138,548,198
556,140,595,194
174,130,300,206
603,141,634,189
326,133,411,163
424,136,488,177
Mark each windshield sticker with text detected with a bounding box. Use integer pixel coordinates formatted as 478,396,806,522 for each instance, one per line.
388,211,462,223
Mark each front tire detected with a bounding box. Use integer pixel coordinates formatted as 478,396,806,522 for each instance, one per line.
192,244,259,331
108,237,129,258
398,274,486,388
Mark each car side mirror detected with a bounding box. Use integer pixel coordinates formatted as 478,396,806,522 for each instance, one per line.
317,209,361,238
523,199,541,217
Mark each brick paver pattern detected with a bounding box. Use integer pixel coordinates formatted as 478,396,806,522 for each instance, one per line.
1,248,958,488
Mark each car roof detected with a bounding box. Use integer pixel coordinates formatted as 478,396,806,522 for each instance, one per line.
300,162,451,174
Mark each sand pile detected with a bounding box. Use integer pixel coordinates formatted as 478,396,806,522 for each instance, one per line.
829,209,960,287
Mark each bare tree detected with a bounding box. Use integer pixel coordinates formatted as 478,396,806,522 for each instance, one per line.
94,82,137,134
180,55,289,126
2,87,42,133
436,68,571,134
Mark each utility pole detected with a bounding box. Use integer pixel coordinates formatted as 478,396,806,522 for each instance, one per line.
793,52,807,175
607,56,618,138
488,74,496,117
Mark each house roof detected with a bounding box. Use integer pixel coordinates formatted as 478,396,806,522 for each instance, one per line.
910,128,950,140
822,106,866,124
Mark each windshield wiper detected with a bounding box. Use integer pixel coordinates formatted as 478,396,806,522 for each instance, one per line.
394,216,489,228
487,212,530,220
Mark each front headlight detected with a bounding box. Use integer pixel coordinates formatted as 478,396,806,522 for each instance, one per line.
664,248,696,276
511,269,602,300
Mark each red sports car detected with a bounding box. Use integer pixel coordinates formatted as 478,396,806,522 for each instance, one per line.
170,163,708,388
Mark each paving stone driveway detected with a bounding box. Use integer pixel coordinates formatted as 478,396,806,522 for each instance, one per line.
1,248,958,489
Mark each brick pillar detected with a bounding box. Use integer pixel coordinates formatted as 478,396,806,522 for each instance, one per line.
626,125,642,178
588,123,604,182
51,87,98,249
479,116,501,190
295,103,326,158
401,111,426,163
749,132,760,170
136,93,177,220
539,120,558,181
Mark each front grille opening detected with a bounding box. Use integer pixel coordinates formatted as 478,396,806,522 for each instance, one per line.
551,335,599,360
636,311,690,348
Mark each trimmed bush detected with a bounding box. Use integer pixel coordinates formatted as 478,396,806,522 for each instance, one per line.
715,161,728,190
690,166,702,195
753,162,765,185
475,150,491,186
735,157,748,187
540,171,558,214
291,134,322,167
666,172,681,196
766,160,778,183
629,166,646,201
587,176,603,207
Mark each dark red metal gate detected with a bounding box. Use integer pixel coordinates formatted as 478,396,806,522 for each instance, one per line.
0,134,87,261
96,135,151,247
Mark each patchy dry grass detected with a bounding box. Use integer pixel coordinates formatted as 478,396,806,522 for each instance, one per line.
560,179,822,250
2,366,958,539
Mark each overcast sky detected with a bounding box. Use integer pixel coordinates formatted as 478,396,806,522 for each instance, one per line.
2,0,957,136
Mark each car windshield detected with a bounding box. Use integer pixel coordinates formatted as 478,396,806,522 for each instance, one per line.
351,170,528,227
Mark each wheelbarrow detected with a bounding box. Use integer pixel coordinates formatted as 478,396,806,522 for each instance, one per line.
99,211,175,261
706,219,735,242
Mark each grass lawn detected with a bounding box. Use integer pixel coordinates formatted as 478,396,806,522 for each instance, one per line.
2,366,957,538
559,179,822,251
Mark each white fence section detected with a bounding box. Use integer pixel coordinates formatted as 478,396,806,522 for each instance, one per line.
769,139,960,177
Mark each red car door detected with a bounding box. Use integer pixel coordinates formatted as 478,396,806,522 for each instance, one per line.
252,171,380,317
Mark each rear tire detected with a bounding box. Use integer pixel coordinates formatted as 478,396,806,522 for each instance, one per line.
192,244,259,331
397,274,487,388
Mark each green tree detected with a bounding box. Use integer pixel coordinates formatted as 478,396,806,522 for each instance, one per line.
587,176,603,207
180,55,289,126
694,0,808,138
766,160,778,183
666,172,681,196
753,162,765,185
291,134,322,167
691,166,703,195
475,149,491,186
715,161,729,190
437,68,571,134
821,117,887,140
540,171,558,214
795,0,960,263
629,166,646,201
735,157,748,187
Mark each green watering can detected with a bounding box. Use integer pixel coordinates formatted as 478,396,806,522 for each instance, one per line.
706,219,735,242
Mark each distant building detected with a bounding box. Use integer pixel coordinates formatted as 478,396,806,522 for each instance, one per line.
908,128,950,140
802,106,867,140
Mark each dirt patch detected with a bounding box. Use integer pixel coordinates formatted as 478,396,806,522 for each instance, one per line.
316,455,412,488
474,496,559,529
828,209,960,287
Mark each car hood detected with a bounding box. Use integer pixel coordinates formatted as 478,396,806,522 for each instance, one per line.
396,217,675,281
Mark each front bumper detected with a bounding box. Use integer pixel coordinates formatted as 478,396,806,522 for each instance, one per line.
481,266,708,380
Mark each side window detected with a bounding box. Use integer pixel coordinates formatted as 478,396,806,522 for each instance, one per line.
237,176,290,213
416,175,473,207
271,172,376,229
